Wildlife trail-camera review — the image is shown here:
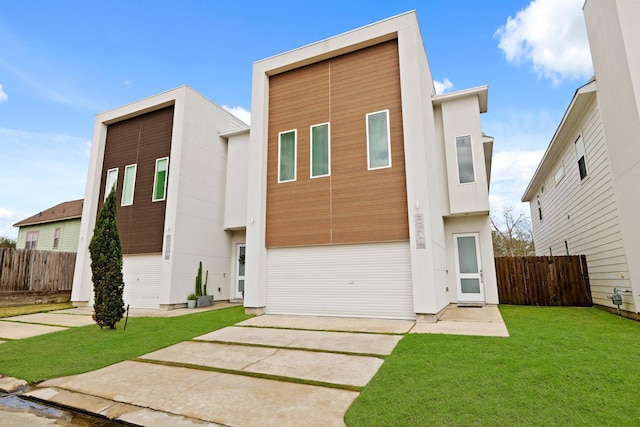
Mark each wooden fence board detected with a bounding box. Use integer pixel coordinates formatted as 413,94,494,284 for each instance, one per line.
0,248,76,293
495,255,592,306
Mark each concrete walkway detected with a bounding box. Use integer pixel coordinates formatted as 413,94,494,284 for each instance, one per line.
2,304,509,426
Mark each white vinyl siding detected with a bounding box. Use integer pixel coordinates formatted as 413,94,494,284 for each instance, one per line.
122,254,161,309
366,110,391,170
529,97,633,310
121,164,137,206
16,219,81,252
310,123,330,178
455,135,475,184
278,130,297,182
266,242,414,319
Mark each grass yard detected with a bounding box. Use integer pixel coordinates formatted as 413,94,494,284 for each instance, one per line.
0,302,74,318
346,306,640,426
0,306,250,383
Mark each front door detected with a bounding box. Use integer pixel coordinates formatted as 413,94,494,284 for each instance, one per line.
454,233,485,303
236,244,246,299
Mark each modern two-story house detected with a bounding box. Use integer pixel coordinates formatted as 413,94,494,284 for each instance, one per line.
244,11,498,320
72,12,498,319
523,0,640,319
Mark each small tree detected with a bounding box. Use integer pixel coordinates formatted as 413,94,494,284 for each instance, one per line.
89,187,125,329
491,206,535,257
0,236,16,248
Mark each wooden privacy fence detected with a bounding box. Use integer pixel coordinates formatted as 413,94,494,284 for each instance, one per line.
0,248,76,292
495,255,592,306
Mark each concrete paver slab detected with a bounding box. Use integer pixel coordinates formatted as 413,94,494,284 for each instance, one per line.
142,341,383,387
56,302,240,317
0,376,28,392
239,314,414,333
411,320,510,337
197,326,402,355
40,360,358,427
439,305,504,322
6,313,95,327
0,321,66,340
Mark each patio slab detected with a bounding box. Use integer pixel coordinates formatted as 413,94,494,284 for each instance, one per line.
411,320,510,337
238,314,414,334
38,360,358,427
142,341,383,387
196,326,402,355
6,313,95,327
0,321,66,340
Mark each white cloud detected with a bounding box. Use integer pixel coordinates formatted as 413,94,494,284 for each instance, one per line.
124,79,133,86
0,84,7,103
434,78,453,95
223,105,251,125
495,0,593,86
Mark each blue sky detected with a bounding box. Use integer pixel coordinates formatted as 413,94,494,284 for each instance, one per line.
0,0,593,238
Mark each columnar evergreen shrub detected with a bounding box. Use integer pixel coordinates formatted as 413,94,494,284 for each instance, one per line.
89,187,125,329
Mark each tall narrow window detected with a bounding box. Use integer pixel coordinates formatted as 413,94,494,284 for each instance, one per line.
122,164,137,206
105,168,118,200
278,130,296,182
53,227,61,249
153,157,169,201
564,240,570,255
456,135,475,183
537,195,542,221
575,135,588,180
554,164,565,184
310,123,330,178
25,231,38,250
366,110,391,170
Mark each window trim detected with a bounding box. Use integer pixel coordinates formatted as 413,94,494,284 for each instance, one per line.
554,163,565,185
121,163,137,206
105,168,118,200
278,129,297,183
575,135,588,181
310,122,331,179
152,157,169,202
53,227,61,249
366,110,392,170
25,231,38,250
455,134,476,184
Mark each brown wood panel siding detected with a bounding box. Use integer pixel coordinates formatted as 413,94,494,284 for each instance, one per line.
98,106,173,254
266,40,408,247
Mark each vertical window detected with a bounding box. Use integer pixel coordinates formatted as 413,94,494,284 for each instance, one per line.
122,164,137,206
575,135,588,180
456,135,475,183
537,195,542,221
366,110,391,170
549,247,553,256
53,227,61,249
564,240,570,255
554,164,565,184
278,130,297,182
310,123,330,178
25,231,38,250
105,168,118,200
153,157,169,201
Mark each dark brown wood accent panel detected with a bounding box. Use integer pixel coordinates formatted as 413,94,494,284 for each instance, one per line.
266,40,408,247
98,106,173,254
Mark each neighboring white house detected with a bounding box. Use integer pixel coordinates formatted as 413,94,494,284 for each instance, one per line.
523,0,640,319
71,86,249,309
72,12,499,319
13,199,83,252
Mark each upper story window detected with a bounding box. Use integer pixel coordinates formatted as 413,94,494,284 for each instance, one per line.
575,135,588,180
455,135,475,184
310,123,330,178
278,130,297,182
366,110,391,170
122,164,137,206
105,168,118,200
25,231,38,250
153,157,169,201
537,195,542,221
53,227,61,249
554,164,565,184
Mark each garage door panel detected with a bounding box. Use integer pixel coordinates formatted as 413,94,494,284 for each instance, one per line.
122,254,161,309
267,242,414,319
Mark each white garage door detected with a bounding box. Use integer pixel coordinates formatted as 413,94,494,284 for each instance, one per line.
122,254,161,309
266,241,414,319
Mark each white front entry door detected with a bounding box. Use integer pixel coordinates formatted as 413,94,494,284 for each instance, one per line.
454,233,485,303
236,244,246,299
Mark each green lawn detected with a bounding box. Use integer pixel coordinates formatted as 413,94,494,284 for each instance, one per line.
346,306,640,426
0,306,250,383
0,302,74,318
